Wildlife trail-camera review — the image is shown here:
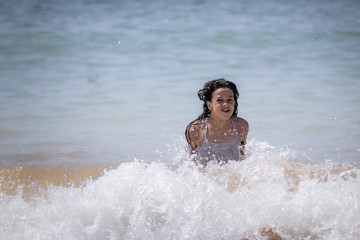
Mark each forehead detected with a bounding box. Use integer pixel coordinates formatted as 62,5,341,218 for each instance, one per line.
212,88,234,97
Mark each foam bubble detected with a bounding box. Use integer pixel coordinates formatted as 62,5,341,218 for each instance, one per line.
0,140,359,239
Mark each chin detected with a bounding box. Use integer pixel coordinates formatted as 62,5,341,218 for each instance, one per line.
220,114,232,120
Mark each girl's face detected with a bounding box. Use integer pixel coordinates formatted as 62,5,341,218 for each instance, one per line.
206,88,235,121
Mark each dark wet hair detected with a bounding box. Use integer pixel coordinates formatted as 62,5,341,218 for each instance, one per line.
185,78,239,144
196,78,239,120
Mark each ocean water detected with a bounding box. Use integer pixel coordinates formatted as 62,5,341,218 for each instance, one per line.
0,0,359,239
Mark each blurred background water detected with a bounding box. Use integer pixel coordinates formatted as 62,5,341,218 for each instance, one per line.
0,0,359,164
1,1,360,239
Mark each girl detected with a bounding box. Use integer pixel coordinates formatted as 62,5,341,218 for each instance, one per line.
185,78,249,166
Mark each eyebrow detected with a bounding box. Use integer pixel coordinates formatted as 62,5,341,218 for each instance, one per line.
215,95,234,98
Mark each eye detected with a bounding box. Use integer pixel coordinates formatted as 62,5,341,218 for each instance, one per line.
216,99,224,103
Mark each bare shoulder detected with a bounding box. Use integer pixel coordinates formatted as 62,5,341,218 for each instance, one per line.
232,116,249,129
186,119,206,150
232,116,249,141
187,119,206,138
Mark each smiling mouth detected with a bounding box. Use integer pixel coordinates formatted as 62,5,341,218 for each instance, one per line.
222,109,230,113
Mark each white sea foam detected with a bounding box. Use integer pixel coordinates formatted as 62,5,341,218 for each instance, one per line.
1,140,359,239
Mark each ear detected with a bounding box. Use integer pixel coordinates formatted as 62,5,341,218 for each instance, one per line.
206,101,212,110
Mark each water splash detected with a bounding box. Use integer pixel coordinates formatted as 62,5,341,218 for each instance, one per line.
0,140,359,239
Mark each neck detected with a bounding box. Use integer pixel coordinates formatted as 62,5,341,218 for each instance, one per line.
208,116,231,128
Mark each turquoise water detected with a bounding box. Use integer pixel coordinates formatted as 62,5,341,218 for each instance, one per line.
0,1,360,238
1,0,359,164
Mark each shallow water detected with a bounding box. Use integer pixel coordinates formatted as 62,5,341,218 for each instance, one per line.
1,141,359,239
0,0,359,164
